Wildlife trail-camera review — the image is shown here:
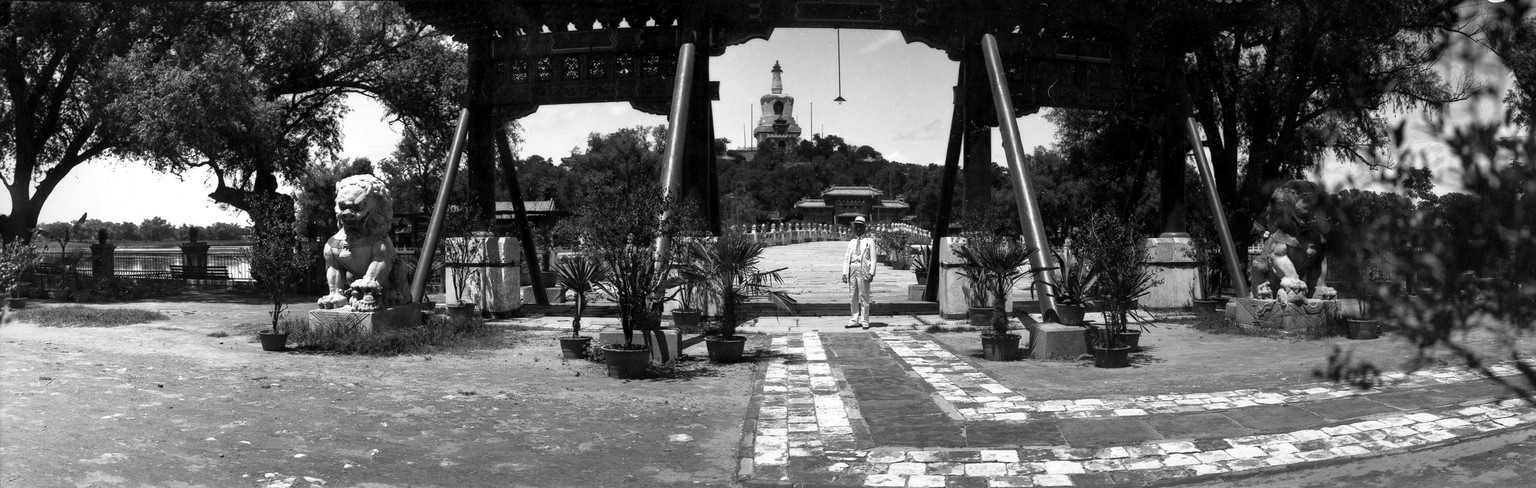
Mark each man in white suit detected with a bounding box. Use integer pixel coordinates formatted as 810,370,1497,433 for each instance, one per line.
842,215,877,329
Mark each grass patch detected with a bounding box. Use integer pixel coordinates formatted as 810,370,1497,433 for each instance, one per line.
207,331,230,338
1183,312,1297,340
288,315,514,356
9,306,168,328
923,323,981,334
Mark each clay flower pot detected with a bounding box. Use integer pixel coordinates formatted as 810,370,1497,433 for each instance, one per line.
602,345,651,379
981,333,1021,361
705,335,748,363
559,336,592,359
258,331,289,352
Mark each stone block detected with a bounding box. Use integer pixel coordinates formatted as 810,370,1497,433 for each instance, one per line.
938,237,969,319
1027,322,1087,360
1142,265,1198,309
307,304,420,335
908,284,927,301
443,237,522,313
521,286,566,304
1145,235,1197,264
597,327,683,364
1141,236,1198,309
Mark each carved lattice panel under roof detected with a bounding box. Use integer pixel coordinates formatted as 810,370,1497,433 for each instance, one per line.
400,0,1255,115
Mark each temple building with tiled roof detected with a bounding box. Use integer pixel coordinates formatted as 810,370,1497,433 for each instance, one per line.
793,186,910,225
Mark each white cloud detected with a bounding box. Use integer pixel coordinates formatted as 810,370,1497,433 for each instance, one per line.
859,31,903,54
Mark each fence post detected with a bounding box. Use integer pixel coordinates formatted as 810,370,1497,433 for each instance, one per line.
180,228,211,279
90,229,116,279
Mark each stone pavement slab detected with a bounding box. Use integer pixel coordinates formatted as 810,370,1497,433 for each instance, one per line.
1222,405,1326,432
1301,397,1401,421
1058,418,1165,448
1145,413,1252,439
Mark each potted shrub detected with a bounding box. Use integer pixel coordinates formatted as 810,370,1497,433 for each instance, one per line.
1346,316,1381,339
562,184,694,378
1186,207,1230,314
678,231,798,363
244,195,314,352
876,229,913,271
1077,212,1162,368
955,233,1039,361
554,255,604,358
441,233,485,319
0,243,42,315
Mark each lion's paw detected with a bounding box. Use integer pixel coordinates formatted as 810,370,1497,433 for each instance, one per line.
318,293,350,309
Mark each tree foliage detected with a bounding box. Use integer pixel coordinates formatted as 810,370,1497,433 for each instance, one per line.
106,2,456,216
1,2,215,243
1186,0,1473,255
243,192,310,334
1,2,462,243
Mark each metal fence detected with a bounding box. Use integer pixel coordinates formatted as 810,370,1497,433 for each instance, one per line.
54,250,254,281
34,247,448,296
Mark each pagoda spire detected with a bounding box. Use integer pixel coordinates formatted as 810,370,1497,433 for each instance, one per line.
771,61,783,95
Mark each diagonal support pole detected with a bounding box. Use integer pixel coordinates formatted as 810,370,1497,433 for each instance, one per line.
410,108,472,302
981,34,1057,313
1179,103,1249,299
923,87,966,302
654,43,697,267
495,126,547,305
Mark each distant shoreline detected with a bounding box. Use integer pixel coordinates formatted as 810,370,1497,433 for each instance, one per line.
37,241,252,253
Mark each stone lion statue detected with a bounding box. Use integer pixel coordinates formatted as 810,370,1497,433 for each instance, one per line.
317,175,407,311
1254,180,1336,303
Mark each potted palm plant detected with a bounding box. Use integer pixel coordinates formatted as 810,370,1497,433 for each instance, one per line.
955,236,1039,361
554,255,604,359
678,231,798,363
911,247,932,284
1042,248,1096,325
244,195,314,352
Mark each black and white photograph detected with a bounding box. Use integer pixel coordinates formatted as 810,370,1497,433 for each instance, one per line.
3,1,1535,486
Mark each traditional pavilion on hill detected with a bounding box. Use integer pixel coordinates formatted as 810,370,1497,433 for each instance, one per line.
793,186,909,225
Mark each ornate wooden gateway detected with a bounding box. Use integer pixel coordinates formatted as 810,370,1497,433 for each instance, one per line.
400,0,1255,310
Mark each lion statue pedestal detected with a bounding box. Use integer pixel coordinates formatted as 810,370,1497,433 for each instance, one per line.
308,304,420,336
308,174,421,335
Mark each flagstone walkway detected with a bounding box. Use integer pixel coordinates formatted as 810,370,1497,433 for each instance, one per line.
739,330,1536,487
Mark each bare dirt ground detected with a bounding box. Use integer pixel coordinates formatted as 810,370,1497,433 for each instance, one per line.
4,293,1535,487
928,321,1536,400
1,295,766,488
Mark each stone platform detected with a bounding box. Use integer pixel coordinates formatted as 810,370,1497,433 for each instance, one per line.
307,304,420,335
1226,298,1366,331
1027,322,1088,359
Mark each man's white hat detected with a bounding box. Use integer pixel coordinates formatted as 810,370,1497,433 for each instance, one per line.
853,216,866,224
